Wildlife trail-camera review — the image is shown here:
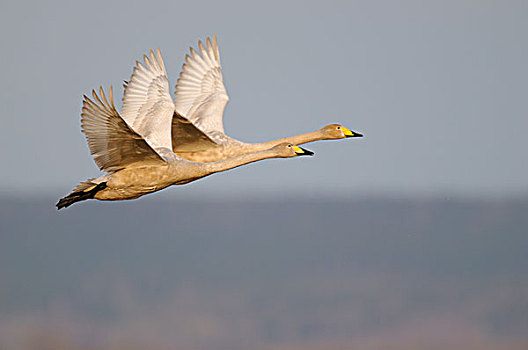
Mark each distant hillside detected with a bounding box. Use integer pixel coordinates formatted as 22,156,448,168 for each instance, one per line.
1,196,527,349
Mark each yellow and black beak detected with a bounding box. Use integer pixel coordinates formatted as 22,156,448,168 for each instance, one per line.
293,145,314,156
342,126,363,138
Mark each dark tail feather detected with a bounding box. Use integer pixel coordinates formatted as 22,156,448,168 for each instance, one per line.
56,182,107,210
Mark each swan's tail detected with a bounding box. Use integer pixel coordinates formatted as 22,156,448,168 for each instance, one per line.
56,180,107,210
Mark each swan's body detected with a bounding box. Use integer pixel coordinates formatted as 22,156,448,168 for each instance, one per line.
118,35,362,163
86,142,310,202
56,87,312,209
56,35,361,209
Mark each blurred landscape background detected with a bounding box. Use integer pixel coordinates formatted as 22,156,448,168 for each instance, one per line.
1,0,527,349
1,197,528,349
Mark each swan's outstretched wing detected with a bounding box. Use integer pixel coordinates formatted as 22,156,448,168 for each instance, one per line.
121,48,175,155
171,111,219,152
81,86,165,172
121,77,219,153
174,35,229,135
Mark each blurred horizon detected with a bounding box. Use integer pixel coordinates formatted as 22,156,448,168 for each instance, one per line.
2,195,528,349
4,189,528,204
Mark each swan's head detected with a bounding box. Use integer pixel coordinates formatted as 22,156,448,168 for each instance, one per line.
272,143,315,158
321,124,363,139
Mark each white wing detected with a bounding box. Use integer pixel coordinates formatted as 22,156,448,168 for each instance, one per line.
121,48,175,155
81,86,165,173
174,35,229,135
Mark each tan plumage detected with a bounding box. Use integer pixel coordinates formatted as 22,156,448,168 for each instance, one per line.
81,87,164,172
176,124,363,163
56,87,313,209
116,37,362,164
171,35,363,162
56,35,363,209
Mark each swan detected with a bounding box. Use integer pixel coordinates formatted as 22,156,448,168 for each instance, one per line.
56,87,313,209
171,35,363,162
118,36,362,163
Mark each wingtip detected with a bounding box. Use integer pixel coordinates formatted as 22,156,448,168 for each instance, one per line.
108,85,115,107
154,47,166,72
94,87,105,106
205,36,215,58
198,39,205,53
147,49,156,69
99,86,105,101
212,34,220,62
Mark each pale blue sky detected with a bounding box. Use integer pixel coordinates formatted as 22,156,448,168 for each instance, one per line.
1,0,527,198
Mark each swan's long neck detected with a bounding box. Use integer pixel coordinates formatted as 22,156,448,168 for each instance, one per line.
253,130,323,150
199,149,280,176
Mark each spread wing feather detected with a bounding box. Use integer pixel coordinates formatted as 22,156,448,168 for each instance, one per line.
117,79,218,153
174,35,229,135
121,48,175,154
81,86,165,173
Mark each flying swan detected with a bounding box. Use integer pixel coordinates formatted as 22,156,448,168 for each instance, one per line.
118,35,363,163
56,51,313,209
